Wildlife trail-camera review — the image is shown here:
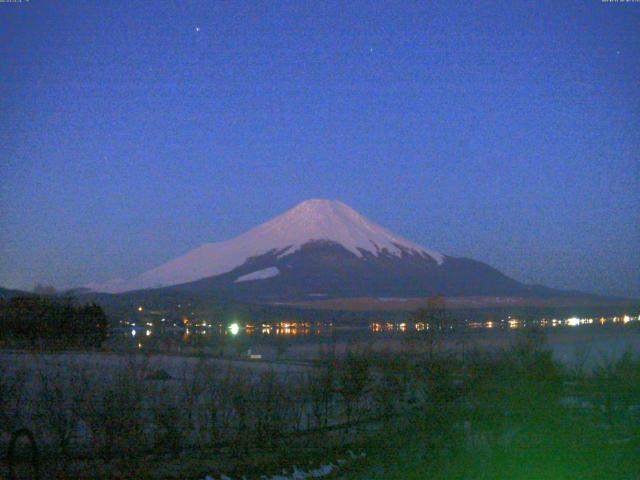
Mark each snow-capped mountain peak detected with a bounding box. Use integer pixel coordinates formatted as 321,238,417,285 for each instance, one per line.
257,199,443,261
90,199,443,293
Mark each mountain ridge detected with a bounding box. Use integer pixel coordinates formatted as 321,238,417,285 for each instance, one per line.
89,199,444,293
86,199,619,304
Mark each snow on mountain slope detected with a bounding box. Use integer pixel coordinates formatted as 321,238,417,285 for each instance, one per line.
90,199,443,293
234,267,280,283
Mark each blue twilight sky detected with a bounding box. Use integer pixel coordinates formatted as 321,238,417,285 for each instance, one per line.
1,1,639,297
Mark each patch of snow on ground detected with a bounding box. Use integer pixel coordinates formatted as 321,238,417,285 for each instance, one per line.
234,266,280,283
202,451,367,480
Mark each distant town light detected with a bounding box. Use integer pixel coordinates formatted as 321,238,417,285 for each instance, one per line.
229,323,240,335
137,306,143,312
131,329,136,337
566,317,580,327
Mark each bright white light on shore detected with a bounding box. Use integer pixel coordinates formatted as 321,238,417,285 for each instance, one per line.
229,323,240,335
146,329,151,336
567,317,580,327
137,306,143,312
131,329,136,337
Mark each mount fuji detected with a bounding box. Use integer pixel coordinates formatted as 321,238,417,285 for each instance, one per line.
88,199,562,301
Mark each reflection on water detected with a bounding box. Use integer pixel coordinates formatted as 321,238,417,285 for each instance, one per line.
120,320,336,341
118,314,639,346
258,321,330,336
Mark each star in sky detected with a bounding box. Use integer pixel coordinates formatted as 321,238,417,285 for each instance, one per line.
195,26,200,32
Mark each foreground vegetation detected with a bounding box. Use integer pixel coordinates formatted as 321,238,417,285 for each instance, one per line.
341,334,640,479
0,296,108,349
0,328,639,479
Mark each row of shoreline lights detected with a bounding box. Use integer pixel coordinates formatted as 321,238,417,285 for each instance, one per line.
131,314,638,338
132,322,240,340
129,321,258,338
370,315,638,332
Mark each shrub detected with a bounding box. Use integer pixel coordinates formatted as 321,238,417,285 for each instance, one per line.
0,367,27,434
35,360,90,457
79,356,149,459
338,350,372,426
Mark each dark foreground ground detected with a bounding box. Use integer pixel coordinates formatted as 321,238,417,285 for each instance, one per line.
1,327,639,479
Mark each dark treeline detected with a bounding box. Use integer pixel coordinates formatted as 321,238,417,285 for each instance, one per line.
0,296,108,348
84,286,638,327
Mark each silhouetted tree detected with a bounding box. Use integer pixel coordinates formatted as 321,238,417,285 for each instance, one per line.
0,296,108,348
338,349,371,427
307,360,336,429
410,295,449,358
